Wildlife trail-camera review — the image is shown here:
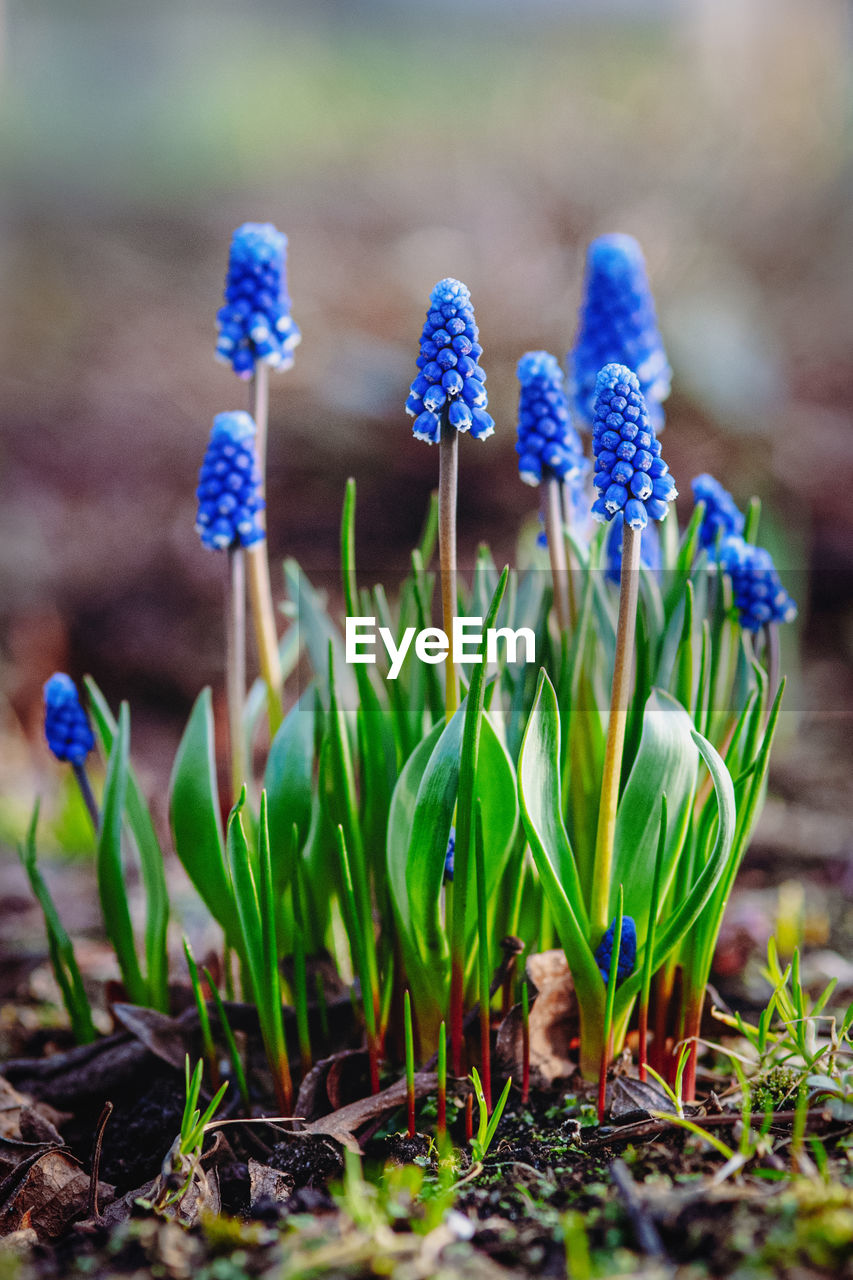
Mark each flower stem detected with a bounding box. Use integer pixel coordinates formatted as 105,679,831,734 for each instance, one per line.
560,479,579,623
226,547,247,804
438,424,459,720
591,523,641,940
246,543,283,737
437,1020,447,1140
474,800,492,1113
72,762,100,832
545,476,570,635
252,360,270,503
404,989,416,1139
764,622,780,722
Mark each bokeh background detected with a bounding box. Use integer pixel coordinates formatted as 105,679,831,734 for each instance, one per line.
0,0,851,862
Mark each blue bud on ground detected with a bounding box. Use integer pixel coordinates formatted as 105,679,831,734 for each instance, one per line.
216,223,301,379
718,536,797,632
406,279,494,443
44,674,95,766
594,915,637,986
692,474,745,550
605,512,662,584
443,828,456,883
196,412,266,551
569,234,671,430
591,365,676,528
516,350,588,487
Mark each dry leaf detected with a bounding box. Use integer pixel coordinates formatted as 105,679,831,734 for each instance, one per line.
248,1159,294,1209
0,1147,94,1239
496,950,578,1087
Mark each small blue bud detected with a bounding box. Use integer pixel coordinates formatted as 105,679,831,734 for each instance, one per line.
443,828,456,883
44,673,95,766
515,351,589,490
196,412,265,550
718,536,797,632
691,474,745,550
406,279,491,444
591,365,676,528
594,915,637,986
216,223,300,379
569,234,671,430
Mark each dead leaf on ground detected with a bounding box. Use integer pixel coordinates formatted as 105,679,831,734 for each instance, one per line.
0,1146,107,1240
248,1159,294,1209
495,949,579,1087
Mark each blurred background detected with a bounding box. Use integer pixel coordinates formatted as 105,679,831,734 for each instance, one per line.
0,0,851,864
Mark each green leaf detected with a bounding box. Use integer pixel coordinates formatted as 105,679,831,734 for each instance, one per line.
518,670,599,994
17,801,96,1044
619,726,737,1002
169,688,241,948
85,677,169,1012
263,690,315,895
611,688,699,935
98,703,147,1005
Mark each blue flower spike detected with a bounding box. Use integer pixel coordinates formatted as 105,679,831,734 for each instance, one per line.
692,474,745,550
216,222,301,379
516,351,588,487
569,234,671,430
43,674,95,766
591,364,677,530
406,278,494,444
196,412,266,551
719,537,797,632
594,915,637,987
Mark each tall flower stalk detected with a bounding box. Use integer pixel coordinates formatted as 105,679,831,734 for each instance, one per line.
196,411,267,800
406,278,494,720
216,223,300,736
589,364,677,939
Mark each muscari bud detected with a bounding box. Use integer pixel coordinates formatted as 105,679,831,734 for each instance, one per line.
594,915,637,987
196,412,265,551
516,350,588,487
569,233,670,430
43,673,95,766
406,279,494,444
591,364,676,531
216,223,301,379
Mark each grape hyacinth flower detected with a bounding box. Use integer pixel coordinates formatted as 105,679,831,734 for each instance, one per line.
590,366,676,943
591,364,677,531
569,234,671,430
196,412,282,798
719,537,797,632
516,351,588,632
406,279,492,1074
44,674,95,765
406,278,494,445
195,412,265,551
515,351,586,486
216,223,300,380
594,915,637,987
43,674,98,828
692,473,745,550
